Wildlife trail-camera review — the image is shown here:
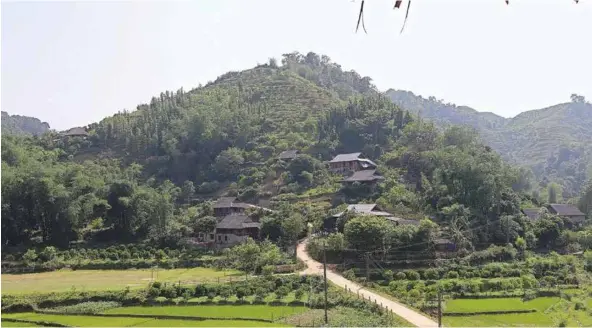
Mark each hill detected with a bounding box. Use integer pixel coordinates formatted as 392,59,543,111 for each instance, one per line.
1,111,51,136
2,51,591,257
386,89,592,198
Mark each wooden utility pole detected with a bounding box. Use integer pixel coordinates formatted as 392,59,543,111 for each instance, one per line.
323,243,328,325
365,253,370,281
437,290,442,328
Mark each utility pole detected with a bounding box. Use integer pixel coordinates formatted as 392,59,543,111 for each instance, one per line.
437,290,442,328
323,242,328,325
365,253,370,282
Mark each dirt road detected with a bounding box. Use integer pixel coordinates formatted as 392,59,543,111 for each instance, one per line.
297,239,439,327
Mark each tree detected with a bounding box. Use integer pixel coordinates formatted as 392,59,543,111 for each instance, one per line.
180,180,195,204
547,183,561,203
570,93,586,104
275,286,289,300
22,249,38,267
344,216,391,252
215,148,244,180
194,216,217,235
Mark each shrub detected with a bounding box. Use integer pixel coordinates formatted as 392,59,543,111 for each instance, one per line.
343,269,356,280
275,286,289,300
446,271,459,279
254,288,267,303
405,270,420,281
382,270,394,283
294,288,304,301
395,272,407,280
147,287,160,298
423,268,439,280
235,287,247,300
52,301,121,314
194,284,207,297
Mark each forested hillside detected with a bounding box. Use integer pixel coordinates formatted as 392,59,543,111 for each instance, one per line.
1,111,51,136
387,90,592,199
2,52,591,254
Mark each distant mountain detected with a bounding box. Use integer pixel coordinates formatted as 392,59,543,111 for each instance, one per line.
1,111,51,136
386,89,592,198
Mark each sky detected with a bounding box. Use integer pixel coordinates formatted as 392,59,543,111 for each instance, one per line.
1,0,591,130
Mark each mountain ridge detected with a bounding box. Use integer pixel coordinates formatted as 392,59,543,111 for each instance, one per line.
386,89,592,197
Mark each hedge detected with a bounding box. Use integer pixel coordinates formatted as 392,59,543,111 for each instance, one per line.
444,309,537,316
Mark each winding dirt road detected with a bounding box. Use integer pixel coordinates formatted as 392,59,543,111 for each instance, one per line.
297,239,439,327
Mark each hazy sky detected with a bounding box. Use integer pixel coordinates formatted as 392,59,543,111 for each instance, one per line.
2,0,591,130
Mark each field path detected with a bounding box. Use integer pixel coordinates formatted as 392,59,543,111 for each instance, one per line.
297,239,438,328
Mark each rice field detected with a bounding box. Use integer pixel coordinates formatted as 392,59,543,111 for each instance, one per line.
1,313,290,327
1,267,242,294
103,304,308,320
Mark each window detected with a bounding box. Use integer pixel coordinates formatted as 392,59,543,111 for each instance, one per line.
209,234,214,240
218,235,221,241
224,236,228,241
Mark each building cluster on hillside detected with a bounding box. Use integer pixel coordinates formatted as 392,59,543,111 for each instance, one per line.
202,150,586,248
521,204,586,228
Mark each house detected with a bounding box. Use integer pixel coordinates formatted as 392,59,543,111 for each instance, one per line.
323,204,417,231
341,169,385,185
215,214,260,246
548,204,586,227
61,127,89,138
328,152,377,174
521,208,542,221
212,197,255,217
278,150,300,161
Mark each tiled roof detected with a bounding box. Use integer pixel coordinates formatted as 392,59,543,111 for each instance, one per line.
329,152,362,163
279,150,300,160
216,214,260,230
549,204,585,216
347,204,378,213
343,170,384,182
522,208,542,220
212,197,253,209
62,127,89,137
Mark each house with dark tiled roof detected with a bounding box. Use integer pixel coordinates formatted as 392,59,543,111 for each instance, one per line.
215,214,260,246
548,204,586,227
212,197,256,217
521,208,542,221
278,150,300,161
341,169,385,185
323,203,418,232
328,152,377,174
61,127,89,138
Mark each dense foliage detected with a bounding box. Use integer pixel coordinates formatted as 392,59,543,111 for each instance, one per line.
1,111,50,136
387,90,592,199
1,52,590,259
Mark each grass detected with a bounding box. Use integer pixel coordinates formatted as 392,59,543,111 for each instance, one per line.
1,321,42,327
1,313,290,327
443,296,592,327
280,306,407,327
103,304,308,320
445,297,560,313
1,267,241,294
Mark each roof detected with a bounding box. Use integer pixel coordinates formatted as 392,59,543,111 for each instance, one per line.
62,127,89,137
329,152,362,163
342,170,384,182
216,214,260,230
522,208,542,220
358,158,378,167
347,204,378,213
212,197,253,209
548,204,585,217
332,204,394,218
278,150,299,160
